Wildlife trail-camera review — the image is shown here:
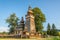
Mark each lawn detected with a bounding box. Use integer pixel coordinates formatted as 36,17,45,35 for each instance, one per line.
0,37,60,40
0,38,37,40
0,38,54,40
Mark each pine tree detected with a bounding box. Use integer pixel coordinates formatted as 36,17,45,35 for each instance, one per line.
51,24,58,36
47,23,51,35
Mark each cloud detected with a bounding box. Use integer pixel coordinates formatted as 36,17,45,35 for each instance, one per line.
0,26,9,32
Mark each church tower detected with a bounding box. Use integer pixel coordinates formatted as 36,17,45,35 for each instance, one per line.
15,17,24,35
25,6,36,33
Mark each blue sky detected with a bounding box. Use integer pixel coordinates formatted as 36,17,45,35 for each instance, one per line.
0,0,60,32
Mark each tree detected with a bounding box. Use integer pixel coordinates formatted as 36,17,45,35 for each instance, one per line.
6,13,19,34
51,24,58,36
47,23,51,35
32,7,46,32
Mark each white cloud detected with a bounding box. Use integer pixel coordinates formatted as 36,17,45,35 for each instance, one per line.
0,26,9,32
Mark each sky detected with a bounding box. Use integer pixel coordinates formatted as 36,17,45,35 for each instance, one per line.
0,0,60,32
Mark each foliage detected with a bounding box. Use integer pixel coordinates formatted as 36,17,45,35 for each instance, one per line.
47,23,51,35
46,23,59,36
43,32,47,38
51,24,58,36
53,37,60,40
6,13,19,34
8,27,14,34
0,32,8,34
32,7,46,32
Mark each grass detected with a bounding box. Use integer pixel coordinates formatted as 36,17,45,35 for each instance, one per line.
0,38,37,40
0,38,53,40
0,37,60,40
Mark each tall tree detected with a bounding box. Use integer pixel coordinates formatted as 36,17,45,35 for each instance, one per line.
32,7,46,32
51,24,58,36
47,23,51,35
6,13,19,34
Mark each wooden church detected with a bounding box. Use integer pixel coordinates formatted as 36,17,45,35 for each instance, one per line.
14,6,40,38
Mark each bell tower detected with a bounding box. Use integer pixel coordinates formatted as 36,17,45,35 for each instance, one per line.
25,6,36,33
